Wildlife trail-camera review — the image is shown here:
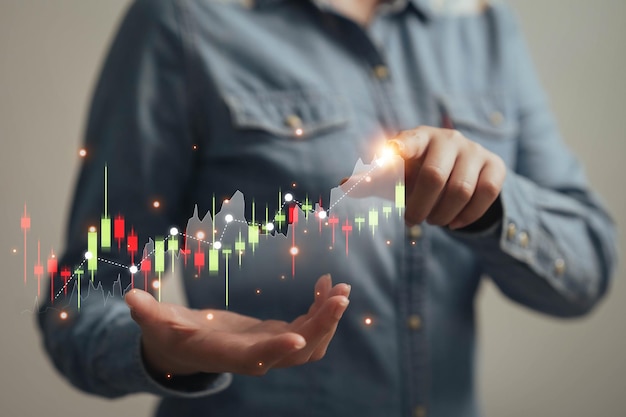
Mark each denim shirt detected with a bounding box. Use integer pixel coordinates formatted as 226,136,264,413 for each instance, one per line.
38,1,617,416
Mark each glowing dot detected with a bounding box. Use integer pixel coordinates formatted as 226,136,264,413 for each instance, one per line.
11,249,17,254
192,144,198,150
303,229,308,234
364,317,373,326
170,227,179,236
329,246,333,250
258,362,264,367
292,182,297,187
153,201,161,208
213,241,222,250
78,148,87,157
52,254,56,258
295,128,303,136
207,313,214,320
166,374,172,380
411,241,416,245
266,222,275,232
60,311,68,320
375,145,396,167
386,240,391,245
318,210,327,219
196,231,205,240
316,291,321,296
290,246,299,256
223,199,230,204
213,229,218,234
152,280,160,289
88,226,96,233
280,275,286,280
129,265,138,274
225,214,234,223
284,193,294,202
84,251,93,260
365,176,372,182
255,289,261,294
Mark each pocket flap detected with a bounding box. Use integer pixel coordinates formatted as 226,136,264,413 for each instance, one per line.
436,92,517,139
224,90,350,139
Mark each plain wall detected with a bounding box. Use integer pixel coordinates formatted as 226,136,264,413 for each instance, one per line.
0,1,624,416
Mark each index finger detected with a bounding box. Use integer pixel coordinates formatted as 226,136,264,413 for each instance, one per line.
388,127,433,160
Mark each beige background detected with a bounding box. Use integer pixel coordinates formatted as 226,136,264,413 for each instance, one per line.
0,1,624,416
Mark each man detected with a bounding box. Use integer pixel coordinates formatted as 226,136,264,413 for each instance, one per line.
39,0,617,416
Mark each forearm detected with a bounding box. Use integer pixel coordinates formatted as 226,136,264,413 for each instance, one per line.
38,292,231,398
451,172,617,317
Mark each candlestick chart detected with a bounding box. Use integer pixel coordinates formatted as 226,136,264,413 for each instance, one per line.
15,150,406,316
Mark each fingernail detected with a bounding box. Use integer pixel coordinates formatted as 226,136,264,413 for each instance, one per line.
334,298,350,319
387,140,405,156
345,284,352,297
339,177,349,185
294,337,306,350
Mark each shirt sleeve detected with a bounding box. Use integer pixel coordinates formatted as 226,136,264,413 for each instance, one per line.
449,5,618,317
37,0,231,397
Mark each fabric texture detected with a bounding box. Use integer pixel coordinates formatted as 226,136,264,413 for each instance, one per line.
38,1,617,416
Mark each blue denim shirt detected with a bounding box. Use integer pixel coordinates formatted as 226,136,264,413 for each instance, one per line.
38,1,617,416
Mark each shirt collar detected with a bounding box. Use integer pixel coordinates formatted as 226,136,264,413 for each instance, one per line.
251,0,433,21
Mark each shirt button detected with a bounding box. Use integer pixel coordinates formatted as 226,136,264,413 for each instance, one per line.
554,258,566,276
490,111,504,126
373,65,389,80
506,222,517,240
408,225,422,239
518,231,529,248
284,114,302,129
407,315,422,330
413,405,427,417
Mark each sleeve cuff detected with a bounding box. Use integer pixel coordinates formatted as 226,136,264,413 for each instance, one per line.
131,329,233,398
97,307,232,398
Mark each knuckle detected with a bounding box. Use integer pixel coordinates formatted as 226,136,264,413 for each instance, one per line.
449,129,465,142
420,165,447,189
492,155,507,172
448,180,475,201
466,140,482,153
478,178,501,199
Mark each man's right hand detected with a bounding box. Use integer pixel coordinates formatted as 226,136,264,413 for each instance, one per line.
124,274,350,378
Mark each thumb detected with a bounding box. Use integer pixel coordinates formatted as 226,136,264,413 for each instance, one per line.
125,289,162,328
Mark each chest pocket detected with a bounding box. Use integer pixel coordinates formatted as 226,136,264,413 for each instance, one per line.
216,90,356,200
436,92,519,167
223,90,350,140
